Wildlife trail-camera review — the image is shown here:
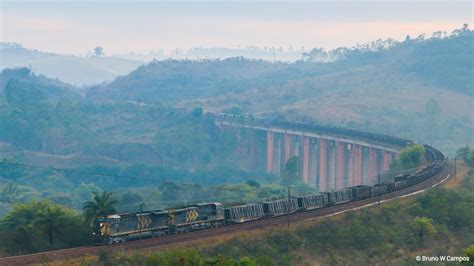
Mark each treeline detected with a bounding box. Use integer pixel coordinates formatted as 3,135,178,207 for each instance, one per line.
302,24,473,96
0,201,91,255
0,157,285,216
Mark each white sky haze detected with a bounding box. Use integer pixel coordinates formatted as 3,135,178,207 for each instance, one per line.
0,1,472,55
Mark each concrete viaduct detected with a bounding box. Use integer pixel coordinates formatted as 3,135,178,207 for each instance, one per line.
207,112,410,192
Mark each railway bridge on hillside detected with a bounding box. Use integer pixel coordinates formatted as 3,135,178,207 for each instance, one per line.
206,111,411,192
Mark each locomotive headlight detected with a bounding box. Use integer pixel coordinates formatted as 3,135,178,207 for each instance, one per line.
92,232,96,235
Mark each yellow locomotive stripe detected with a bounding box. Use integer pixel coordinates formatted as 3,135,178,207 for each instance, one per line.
138,215,152,229
185,209,199,222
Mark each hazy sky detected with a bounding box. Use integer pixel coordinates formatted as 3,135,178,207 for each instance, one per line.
1,1,472,55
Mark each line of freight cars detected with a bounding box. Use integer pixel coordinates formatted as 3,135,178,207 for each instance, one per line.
94,148,445,245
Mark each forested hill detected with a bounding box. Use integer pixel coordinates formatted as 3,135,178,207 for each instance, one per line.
0,68,80,102
86,58,291,102
86,27,472,104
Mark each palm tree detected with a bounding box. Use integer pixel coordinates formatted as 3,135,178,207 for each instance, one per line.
83,191,117,226
3,202,39,252
34,206,67,246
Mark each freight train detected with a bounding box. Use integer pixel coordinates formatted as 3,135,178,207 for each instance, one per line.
94,145,445,244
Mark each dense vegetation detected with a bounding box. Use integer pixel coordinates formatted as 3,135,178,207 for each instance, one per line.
86,58,290,102
389,144,426,170
0,201,91,255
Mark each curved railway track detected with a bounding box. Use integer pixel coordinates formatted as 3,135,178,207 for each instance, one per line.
0,165,451,266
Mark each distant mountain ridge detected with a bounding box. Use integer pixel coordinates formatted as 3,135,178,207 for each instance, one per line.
0,43,305,87
86,29,473,105
0,43,143,86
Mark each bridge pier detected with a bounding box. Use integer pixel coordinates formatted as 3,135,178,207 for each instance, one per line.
302,136,310,183
310,138,318,185
382,151,391,171
319,139,328,192
347,144,354,187
291,135,300,158
274,133,283,174
368,147,377,184
336,141,345,190
328,141,336,190
353,144,362,186
248,130,258,169
284,133,291,163
266,131,274,173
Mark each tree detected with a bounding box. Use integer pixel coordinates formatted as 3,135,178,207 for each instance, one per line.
463,245,474,264
392,144,426,170
412,217,436,241
465,150,474,168
93,46,104,57
191,106,203,119
246,180,261,189
35,206,67,246
456,146,474,167
456,146,470,161
117,192,143,212
224,106,243,116
281,156,300,185
82,191,117,226
0,158,24,180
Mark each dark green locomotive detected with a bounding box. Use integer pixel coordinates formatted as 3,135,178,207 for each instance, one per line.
94,203,223,244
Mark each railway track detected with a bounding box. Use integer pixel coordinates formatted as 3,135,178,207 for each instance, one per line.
0,165,450,266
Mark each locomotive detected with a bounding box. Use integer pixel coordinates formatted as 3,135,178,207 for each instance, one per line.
94,144,445,245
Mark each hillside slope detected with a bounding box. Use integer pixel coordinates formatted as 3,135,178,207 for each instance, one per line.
85,30,473,154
